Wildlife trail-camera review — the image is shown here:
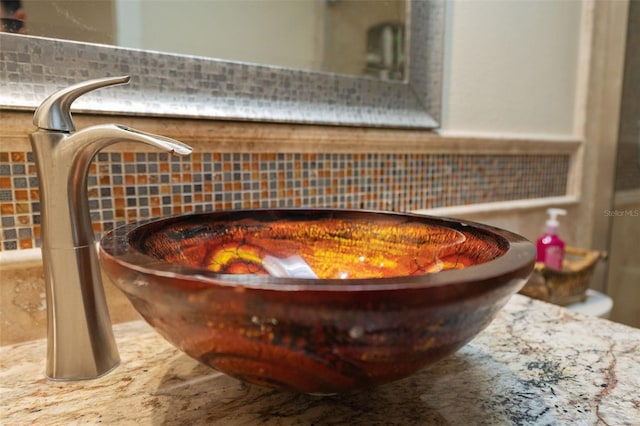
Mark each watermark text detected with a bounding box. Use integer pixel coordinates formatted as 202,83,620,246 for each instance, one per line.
604,209,639,217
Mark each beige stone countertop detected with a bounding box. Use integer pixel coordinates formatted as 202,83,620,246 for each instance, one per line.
1,294,638,425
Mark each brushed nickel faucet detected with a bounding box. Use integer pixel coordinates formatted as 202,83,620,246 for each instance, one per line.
30,76,193,380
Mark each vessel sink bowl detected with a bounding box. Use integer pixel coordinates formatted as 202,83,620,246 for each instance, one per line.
99,209,535,394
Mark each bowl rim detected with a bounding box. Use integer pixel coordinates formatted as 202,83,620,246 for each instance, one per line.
99,208,536,292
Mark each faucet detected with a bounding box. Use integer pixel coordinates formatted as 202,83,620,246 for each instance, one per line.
30,76,193,380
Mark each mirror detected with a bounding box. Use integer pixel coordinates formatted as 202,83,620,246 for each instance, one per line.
0,0,444,128
17,0,407,81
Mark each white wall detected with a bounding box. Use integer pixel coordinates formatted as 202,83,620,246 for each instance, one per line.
441,0,583,138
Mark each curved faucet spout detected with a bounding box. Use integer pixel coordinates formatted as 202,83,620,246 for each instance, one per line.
69,124,192,247
29,77,193,380
73,124,193,156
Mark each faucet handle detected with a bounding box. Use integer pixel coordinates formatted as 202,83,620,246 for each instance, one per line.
33,75,131,132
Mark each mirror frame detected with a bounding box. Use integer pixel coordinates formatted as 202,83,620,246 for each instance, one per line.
0,0,444,129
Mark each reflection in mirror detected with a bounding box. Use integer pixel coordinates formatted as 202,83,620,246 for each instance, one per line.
0,0,26,33
13,0,406,81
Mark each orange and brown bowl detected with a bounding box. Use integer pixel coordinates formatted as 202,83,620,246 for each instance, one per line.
99,209,535,394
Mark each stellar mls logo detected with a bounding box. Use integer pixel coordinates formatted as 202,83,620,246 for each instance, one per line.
604,209,640,217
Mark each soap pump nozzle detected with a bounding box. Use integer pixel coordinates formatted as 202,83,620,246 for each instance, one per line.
545,208,566,234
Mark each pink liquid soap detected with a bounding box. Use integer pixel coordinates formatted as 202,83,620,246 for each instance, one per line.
536,208,566,270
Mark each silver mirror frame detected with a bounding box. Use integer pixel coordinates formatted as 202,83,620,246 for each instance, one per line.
0,0,443,129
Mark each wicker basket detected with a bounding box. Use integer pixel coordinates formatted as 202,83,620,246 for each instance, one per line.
519,246,607,306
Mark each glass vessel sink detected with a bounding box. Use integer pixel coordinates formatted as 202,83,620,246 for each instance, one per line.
99,209,536,394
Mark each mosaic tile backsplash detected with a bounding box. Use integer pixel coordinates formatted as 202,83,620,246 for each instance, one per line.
0,151,570,252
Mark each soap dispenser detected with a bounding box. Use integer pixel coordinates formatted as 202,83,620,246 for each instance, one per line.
536,208,567,270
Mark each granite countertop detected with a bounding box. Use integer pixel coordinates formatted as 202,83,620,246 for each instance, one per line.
1,294,638,425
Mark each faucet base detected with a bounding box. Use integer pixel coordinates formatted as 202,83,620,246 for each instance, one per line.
43,245,120,381
46,359,121,382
